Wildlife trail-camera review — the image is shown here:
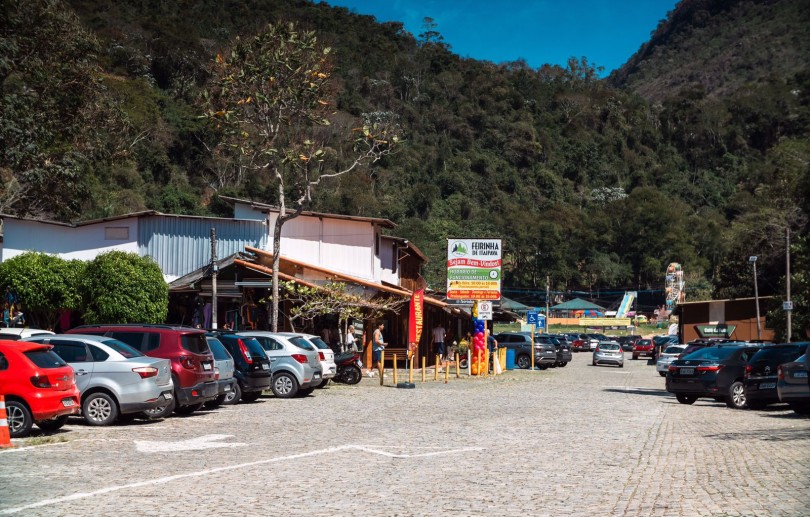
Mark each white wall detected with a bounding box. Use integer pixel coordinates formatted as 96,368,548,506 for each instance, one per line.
1,218,139,262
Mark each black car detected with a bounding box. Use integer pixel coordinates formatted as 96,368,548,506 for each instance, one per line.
617,335,642,352
744,343,809,410
538,334,572,367
205,332,273,403
666,343,761,409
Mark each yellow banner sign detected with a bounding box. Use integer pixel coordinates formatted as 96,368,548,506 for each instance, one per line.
578,318,632,327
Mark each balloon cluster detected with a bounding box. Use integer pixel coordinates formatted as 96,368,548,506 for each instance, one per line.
470,318,486,375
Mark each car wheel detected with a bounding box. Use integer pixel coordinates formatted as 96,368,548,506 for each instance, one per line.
516,354,531,369
205,393,228,409
272,372,299,398
6,400,33,438
223,383,241,405
659,372,666,377
726,381,747,409
35,414,69,433
240,391,262,403
619,363,624,368
316,378,329,389
82,392,118,426
174,402,203,415
296,387,316,397
676,394,697,405
140,397,176,420
592,360,596,366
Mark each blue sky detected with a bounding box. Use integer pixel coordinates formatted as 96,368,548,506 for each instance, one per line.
325,1,680,74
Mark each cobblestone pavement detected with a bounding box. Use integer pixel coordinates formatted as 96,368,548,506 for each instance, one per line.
1,352,808,516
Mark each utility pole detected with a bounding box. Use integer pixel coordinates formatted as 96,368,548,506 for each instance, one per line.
211,227,218,330
546,275,550,330
786,228,792,342
749,256,761,340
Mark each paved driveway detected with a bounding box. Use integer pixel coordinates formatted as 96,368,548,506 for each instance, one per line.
1,353,808,516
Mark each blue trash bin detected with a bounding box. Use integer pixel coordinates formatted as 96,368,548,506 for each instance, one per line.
506,348,515,370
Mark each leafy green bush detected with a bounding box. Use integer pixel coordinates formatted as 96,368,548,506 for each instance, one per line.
82,251,168,324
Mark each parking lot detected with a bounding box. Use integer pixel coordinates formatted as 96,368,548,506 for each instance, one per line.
2,352,808,517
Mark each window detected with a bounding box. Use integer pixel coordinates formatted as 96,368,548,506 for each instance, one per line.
104,226,129,240
52,342,90,363
110,332,146,351
0,352,7,370
146,333,160,352
181,333,210,354
99,339,143,358
88,344,110,361
24,350,67,368
289,337,315,351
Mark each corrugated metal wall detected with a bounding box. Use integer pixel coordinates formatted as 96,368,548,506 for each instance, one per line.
139,216,268,278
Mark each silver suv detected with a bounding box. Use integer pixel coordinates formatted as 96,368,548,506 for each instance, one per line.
237,332,322,398
495,332,557,369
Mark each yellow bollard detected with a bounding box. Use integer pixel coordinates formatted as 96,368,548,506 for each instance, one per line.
393,354,398,385
380,350,385,386
435,354,439,381
485,349,489,377
477,349,482,377
421,356,426,383
409,353,414,384
455,353,460,378
445,360,449,384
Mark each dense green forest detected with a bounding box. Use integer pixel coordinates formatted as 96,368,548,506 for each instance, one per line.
1,0,808,334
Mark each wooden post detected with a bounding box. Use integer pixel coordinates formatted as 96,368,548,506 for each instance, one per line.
455,353,460,378
380,350,385,386
445,361,449,384
477,349,482,377
485,349,489,377
393,354,398,385
434,354,439,381
421,356,426,383
409,353,414,384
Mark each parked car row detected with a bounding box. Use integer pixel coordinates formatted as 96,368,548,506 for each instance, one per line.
664,341,809,414
1,324,343,438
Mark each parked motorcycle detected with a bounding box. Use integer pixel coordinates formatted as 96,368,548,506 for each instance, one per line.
332,351,363,385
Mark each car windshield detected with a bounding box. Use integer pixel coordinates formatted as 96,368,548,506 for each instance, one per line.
599,344,620,351
24,349,67,368
682,346,738,361
99,339,144,358
749,346,805,365
181,333,210,355
289,336,316,351
206,338,232,360
307,337,330,350
664,346,685,354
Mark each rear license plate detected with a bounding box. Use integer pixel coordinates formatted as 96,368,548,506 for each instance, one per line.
224,385,231,392
163,392,173,400
261,363,270,370
795,371,808,378
759,382,776,389
62,398,76,407
680,368,694,375
314,372,321,379
202,362,212,371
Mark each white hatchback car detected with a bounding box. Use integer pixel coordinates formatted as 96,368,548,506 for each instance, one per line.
0,328,55,340
656,344,688,376
272,333,336,387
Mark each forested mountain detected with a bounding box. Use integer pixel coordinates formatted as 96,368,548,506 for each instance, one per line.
1,0,807,329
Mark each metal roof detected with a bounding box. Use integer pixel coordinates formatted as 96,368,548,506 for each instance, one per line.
218,195,397,228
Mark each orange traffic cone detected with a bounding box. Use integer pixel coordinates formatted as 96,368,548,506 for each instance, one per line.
0,395,14,448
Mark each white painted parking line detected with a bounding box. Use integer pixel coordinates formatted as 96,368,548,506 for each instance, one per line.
134,434,246,452
0,444,483,515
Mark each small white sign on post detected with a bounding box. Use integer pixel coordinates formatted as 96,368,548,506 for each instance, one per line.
477,301,493,320
783,301,793,311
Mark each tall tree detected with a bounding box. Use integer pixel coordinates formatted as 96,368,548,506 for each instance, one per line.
206,22,401,330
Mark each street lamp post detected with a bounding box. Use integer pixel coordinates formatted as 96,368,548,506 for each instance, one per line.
749,256,761,340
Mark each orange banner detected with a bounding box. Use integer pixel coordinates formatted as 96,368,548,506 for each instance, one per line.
408,289,424,346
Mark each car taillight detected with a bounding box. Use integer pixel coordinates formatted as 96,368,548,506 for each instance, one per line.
291,354,308,364
318,352,325,361
744,365,752,378
697,364,723,372
777,365,784,381
132,366,158,378
668,365,677,372
180,356,195,369
214,367,220,380
30,375,51,388
237,339,253,365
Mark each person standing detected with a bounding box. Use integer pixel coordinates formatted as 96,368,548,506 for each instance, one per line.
432,322,446,363
368,322,387,377
346,325,357,352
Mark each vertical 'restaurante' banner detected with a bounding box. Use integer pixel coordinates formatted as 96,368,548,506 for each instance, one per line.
408,288,425,347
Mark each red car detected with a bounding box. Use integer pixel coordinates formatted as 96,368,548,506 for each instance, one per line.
632,338,655,360
0,340,81,438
